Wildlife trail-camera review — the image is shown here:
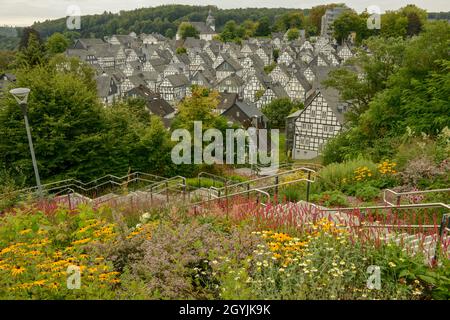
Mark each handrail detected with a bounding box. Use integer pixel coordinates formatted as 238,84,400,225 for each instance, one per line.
210,167,316,194
316,202,450,212
198,172,229,183
0,171,167,198
384,188,450,206
190,176,314,207
251,161,324,175
146,175,186,192
253,189,271,206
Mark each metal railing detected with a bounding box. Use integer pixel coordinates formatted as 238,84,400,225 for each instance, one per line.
250,161,324,176
384,188,450,206
0,171,168,202
303,201,450,264
204,167,316,199
197,172,230,188
190,174,316,210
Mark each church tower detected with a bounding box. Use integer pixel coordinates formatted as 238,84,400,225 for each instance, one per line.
206,9,215,31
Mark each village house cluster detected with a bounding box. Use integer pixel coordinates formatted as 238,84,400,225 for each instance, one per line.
65,10,358,160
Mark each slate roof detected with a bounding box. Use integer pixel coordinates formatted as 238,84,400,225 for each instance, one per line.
96,74,114,98
217,92,238,110
190,22,216,35
216,73,245,87
269,83,289,99
234,101,266,120
166,74,190,87
291,72,312,91
125,85,175,118
217,54,243,71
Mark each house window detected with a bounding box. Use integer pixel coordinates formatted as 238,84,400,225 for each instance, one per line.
311,110,316,118
236,111,240,117
307,124,313,130
322,111,327,118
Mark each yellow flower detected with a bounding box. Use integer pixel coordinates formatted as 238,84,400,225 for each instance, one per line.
11,266,26,277
72,238,91,245
19,229,32,235
48,282,60,290
33,279,46,287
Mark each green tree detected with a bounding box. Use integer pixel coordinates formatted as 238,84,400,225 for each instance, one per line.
0,56,105,183
19,27,42,50
0,51,16,72
165,28,176,39
401,4,427,36
15,32,46,68
322,21,450,163
274,12,304,31
333,10,360,43
220,20,238,42
262,98,302,128
286,28,300,41
255,17,271,37
176,47,187,54
171,86,227,132
178,22,199,40
273,49,280,62
46,32,70,55
308,3,342,35
381,11,408,38
323,36,407,125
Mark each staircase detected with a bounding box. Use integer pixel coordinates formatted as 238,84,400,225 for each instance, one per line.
2,169,449,264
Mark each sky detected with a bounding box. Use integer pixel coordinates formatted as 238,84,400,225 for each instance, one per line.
1,0,449,27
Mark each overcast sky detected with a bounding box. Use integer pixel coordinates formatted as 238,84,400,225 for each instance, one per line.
1,0,449,26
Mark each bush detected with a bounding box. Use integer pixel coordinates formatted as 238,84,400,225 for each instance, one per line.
316,158,378,193
400,155,449,189
355,185,381,202
125,221,262,299
310,190,349,207
278,185,303,202
219,220,442,300
0,206,121,299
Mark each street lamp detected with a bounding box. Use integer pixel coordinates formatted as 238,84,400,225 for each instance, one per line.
9,88,43,197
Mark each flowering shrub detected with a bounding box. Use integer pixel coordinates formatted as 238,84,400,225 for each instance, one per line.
378,160,397,175
0,206,123,299
220,219,445,300
354,166,373,182
0,201,448,300
400,155,448,188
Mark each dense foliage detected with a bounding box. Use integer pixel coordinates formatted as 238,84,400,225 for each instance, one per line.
322,21,450,165
1,202,448,300
0,49,175,187
262,98,303,129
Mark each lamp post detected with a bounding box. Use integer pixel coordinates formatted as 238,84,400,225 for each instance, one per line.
9,88,43,197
